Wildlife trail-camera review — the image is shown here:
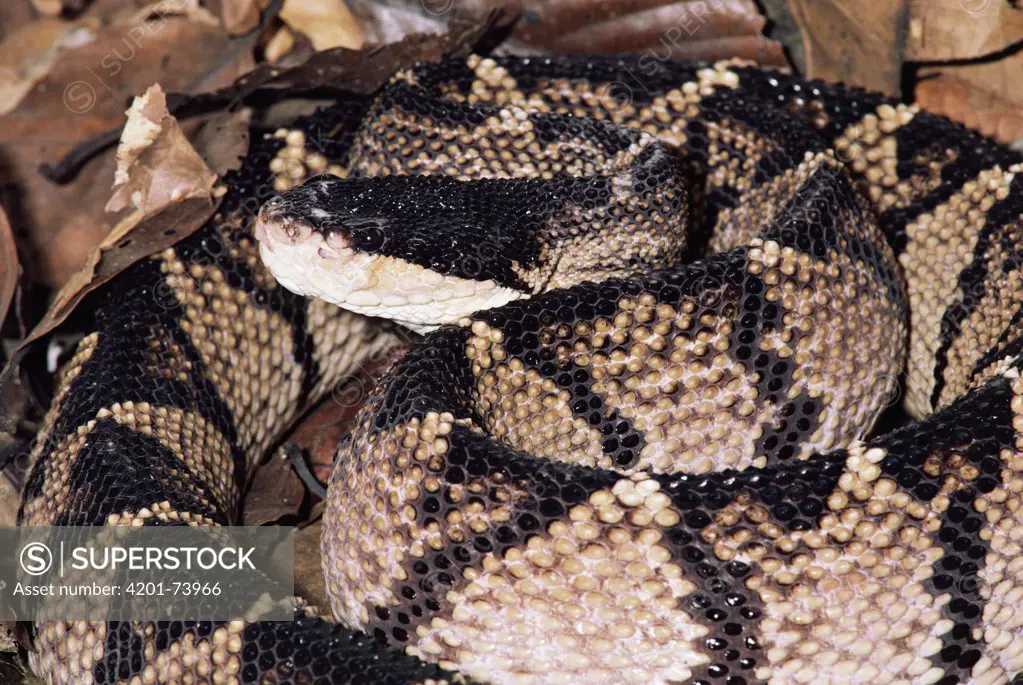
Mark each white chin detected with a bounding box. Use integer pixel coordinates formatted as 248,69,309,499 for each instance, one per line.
258,234,524,330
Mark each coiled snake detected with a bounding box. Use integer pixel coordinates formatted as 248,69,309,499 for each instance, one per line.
20,53,1023,685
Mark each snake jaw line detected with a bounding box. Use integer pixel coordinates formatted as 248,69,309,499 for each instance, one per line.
256,204,526,332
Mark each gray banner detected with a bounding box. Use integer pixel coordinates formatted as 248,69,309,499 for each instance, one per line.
1,527,295,620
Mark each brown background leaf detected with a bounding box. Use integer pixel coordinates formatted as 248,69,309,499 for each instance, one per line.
106,84,218,214
916,72,1023,144
501,0,787,64
243,447,307,526
906,0,1023,61
0,10,254,288
280,0,364,50
350,0,787,65
0,206,17,330
908,0,1023,145
788,0,1023,145
787,0,904,95
12,194,219,355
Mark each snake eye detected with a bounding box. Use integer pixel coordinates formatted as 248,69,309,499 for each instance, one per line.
343,217,388,251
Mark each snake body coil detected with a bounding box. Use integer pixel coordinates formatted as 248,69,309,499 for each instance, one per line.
21,54,1023,685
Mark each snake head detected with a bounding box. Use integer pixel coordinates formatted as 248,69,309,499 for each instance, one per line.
254,173,529,332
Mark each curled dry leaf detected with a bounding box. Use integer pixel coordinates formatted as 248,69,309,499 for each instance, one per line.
905,0,1023,145
788,0,904,95
106,84,218,215
350,0,786,65
0,19,96,117
0,11,254,288
279,0,364,51
10,91,223,363
916,73,1023,145
222,0,262,35
0,206,17,331
30,0,63,17
906,0,1023,61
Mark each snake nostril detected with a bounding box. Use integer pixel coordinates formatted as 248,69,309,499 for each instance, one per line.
254,201,315,247
280,218,313,243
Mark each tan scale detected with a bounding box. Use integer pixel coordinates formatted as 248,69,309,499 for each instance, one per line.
305,297,399,401
899,165,1020,415
710,152,826,253
95,402,237,513
160,254,305,459
511,172,689,292
322,410,525,627
143,326,193,383
22,332,101,523
405,478,711,685
743,240,905,456
465,233,902,475
268,128,346,193
833,103,920,212
348,104,644,183
23,417,110,525
935,167,1023,409
722,444,961,684
970,368,1023,682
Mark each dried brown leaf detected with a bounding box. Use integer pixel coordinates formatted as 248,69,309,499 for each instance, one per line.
0,206,17,330
12,194,219,359
119,0,221,29
351,0,785,65
907,0,1023,61
286,398,359,486
189,107,252,176
280,0,364,51
916,72,1023,145
293,520,329,610
0,19,93,117
904,0,1023,144
0,3,38,39
788,0,906,95
106,85,218,215
514,0,786,64
0,14,253,287
147,16,497,114
264,26,297,62
213,0,263,35
30,0,63,17
243,447,307,525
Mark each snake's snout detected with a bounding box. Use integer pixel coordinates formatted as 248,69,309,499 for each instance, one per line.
254,201,317,251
